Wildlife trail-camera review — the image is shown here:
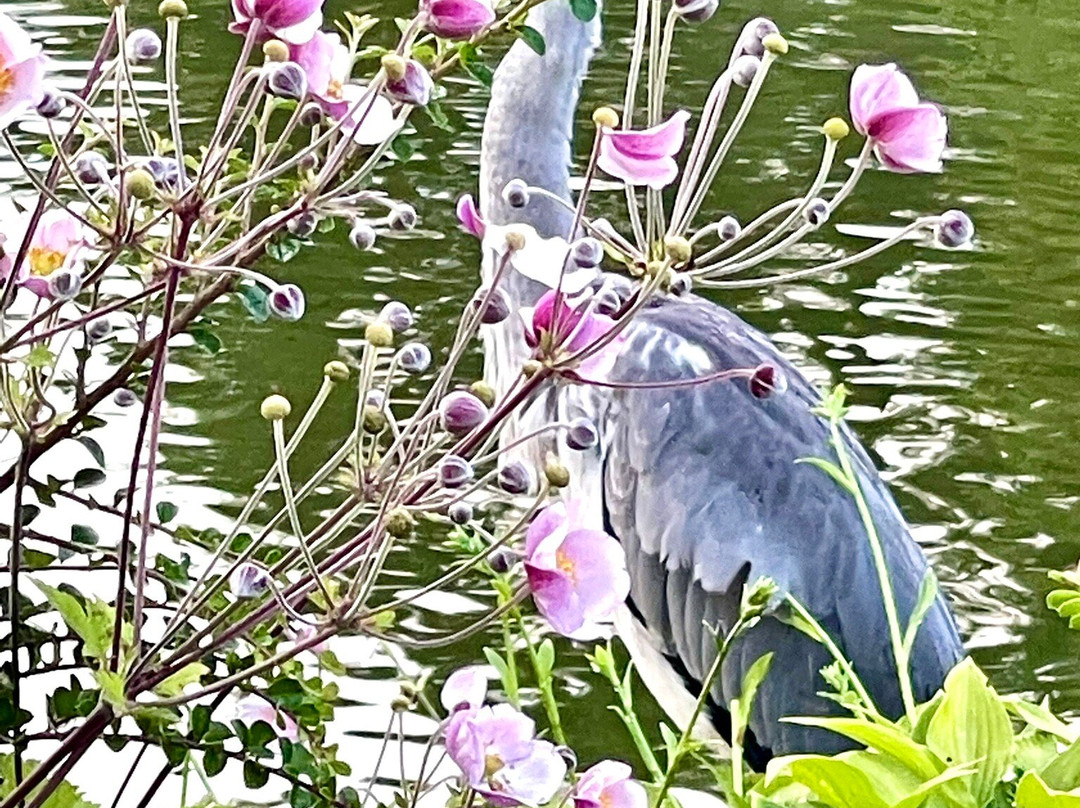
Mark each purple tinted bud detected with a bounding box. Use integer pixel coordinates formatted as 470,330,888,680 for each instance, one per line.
674,0,717,22
488,547,517,574
147,156,182,190
36,87,65,119
268,61,307,100
501,179,529,209
472,287,512,324
555,745,578,771
570,237,604,268
718,215,741,241
749,363,786,399
299,102,323,126
269,284,306,322
565,417,598,450
126,29,162,63
399,342,431,374
349,222,376,251
386,60,434,106
732,54,760,88
592,288,621,317
75,151,109,185
669,272,692,296
735,17,779,58
287,210,318,237
448,501,473,525
389,204,417,231
380,301,414,333
365,389,385,409
438,454,475,488
935,209,974,248
497,461,533,495
114,388,138,407
86,317,111,343
439,391,489,434
803,198,829,229
48,270,82,301
229,562,270,598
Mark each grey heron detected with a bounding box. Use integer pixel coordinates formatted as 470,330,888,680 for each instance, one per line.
475,0,965,765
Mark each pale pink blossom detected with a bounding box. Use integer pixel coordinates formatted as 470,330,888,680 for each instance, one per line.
524,501,630,639
574,761,648,808
597,111,690,189
230,0,323,44
236,696,299,740
849,63,947,174
527,290,624,382
420,0,495,40
440,666,488,712
0,204,88,299
0,11,49,130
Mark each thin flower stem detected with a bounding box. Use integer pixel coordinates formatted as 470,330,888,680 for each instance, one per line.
516,611,567,745
164,17,188,191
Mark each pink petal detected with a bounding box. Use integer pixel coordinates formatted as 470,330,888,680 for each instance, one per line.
423,0,495,39
603,110,690,161
849,63,919,136
441,666,488,712
456,194,486,239
271,10,323,45
485,740,566,806
868,103,947,173
597,143,680,189
525,501,568,557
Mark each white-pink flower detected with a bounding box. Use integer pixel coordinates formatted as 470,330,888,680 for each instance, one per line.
440,665,488,713
574,761,647,808
0,203,88,299
597,111,691,189
236,695,299,741
0,11,49,130
230,0,324,44
849,63,947,174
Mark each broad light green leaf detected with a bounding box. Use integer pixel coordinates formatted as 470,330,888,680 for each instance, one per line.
783,717,942,780
1016,772,1080,808
925,658,1013,808
1042,737,1080,792
0,754,99,808
733,653,774,742
93,669,127,712
33,581,110,660
153,662,209,697
763,753,892,808
1009,696,1080,743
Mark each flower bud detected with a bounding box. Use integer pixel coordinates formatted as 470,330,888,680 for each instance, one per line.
439,391,489,434
731,55,760,89
399,342,431,374
504,229,526,251
501,178,530,209
74,151,109,185
158,0,188,18
673,0,717,21
124,168,156,200
749,364,786,399
262,39,289,62
349,222,377,251
48,270,82,301
362,405,387,434
803,198,829,229
592,287,621,316
522,359,542,377
471,287,512,324
718,215,741,241
126,29,162,63
86,317,111,343
378,301,414,333
669,272,692,296
230,562,270,598
324,360,350,382
389,204,417,231
592,106,619,129
438,455,475,488
565,417,598,450
390,694,412,713
935,209,974,249
268,61,308,101
497,461,533,495
735,17,778,58
36,87,65,119
823,117,850,142
555,745,578,772
299,102,323,126
762,33,788,56
261,394,292,420
114,388,138,407
664,235,692,264
269,284,306,321
543,456,570,488
448,501,473,525
571,237,604,268
421,0,494,40
365,320,394,347
365,389,386,409
469,380,496,408
147,156,182,191
287,210,318,237
385,59,433,107
488,547,516,574
381,54,408,82
385,507,416,538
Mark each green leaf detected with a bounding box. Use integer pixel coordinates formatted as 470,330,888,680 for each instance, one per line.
237,284,271,323
425,100,453,132
783,716,942,780
733,653,773,742
391,136,415,162
73,468,106,489
902,570,940,655
34,581,111,660
569,0,598,21
189,326,223,355
535,638,555,681
1042,737,1080,792
268,236,302,263
794,457,854,493
71,525,99,546
1016,771,1080,808
25,344,56,369
763,753,891,808
203,746,227,777
483,646,511,693
156,501,178,524
93,669,128,712
76,436,105,467
153,662,208,698
190,704,211,741
925,658,1013,808
515,25,546,55
244,760,270,788
0,753,99,808
1004,696,1078,743
20,504,40,525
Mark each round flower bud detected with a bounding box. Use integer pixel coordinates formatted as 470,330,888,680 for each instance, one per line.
299,102,323,126
439,391,489,434
365,320,395,348
381,53,408,82
298,152,319,172
36,87,65,119
592,106,619,129
749,364,786,399
544,456,570,488
592,287,621,317
365,389,385,409
501,178,529,209
261,394,292,420
448,501,473,525
488,547,516,574
362,405,387,433
86,317,111,343
126,29,162,63
269,284,306,321
762,32,788,56
669,272,692,296
731,55,760,89
555,745,578,772
323,360,350,382
287,210,318,237
664,235,692,264
385,59,433,107
114,388,138,407
229,562,270,598
268,61,308,101
385,507,416,538
48,270,82,301
158,0,189,18
803,198,830,229
718,215,741,241
935,209,974,249
124,168,156,200
565,417,598,451
379,301,414,333
823,117,850,142
262,39,290,63
497,461,533,495
399,342,431,374
390,695,412,713
349,222,377,251
438,455,474,488
471,287,512,324
735,17,778,58
504,229,526,251
389,204,417,231
673,0,717,22
469,380,496,408
522,359,542,377
571,237,604,268
74,151,109,185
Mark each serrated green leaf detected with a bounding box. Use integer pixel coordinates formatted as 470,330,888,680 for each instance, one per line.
154,662,208,697
34,581,110,660
25,344,56,369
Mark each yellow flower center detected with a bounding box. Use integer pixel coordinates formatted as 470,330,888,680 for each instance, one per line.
28,247,66,277
0,59,13,101
327,78,343,101
556,549,576,581
484,753,505,779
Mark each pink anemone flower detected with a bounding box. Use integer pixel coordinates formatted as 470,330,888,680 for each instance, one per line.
0,11,49,130
230,0,323,45
420,0,495,40
527,290,624,382
574,761,648,808
236,696,299,741
597,110,691,189
456,194,485,239
849,63,947,174
0,206,88,299
524,500,630,639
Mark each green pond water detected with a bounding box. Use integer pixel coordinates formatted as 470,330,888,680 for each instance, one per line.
6,0,1080,792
